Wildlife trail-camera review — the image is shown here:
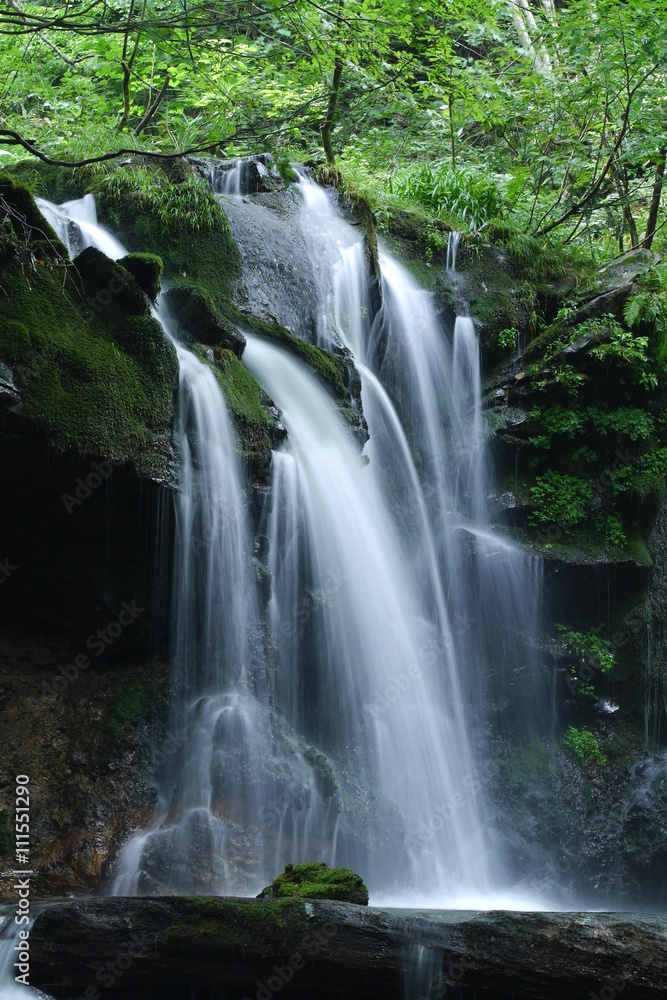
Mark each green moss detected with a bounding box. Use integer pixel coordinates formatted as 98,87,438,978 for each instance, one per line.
94,165,242,310
0,176,178,474
166,283,243,355
213,348,271,427
0,319,30,362
165,897,306,955
0,810,13,858
5,161,89,203
103,680,157,759
260,862,369,905
212,347,275,467
118,253,163,301
625,533,652,567
241,315,347,398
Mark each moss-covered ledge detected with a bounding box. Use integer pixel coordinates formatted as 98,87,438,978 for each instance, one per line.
0,173,178,477
239,313,367,444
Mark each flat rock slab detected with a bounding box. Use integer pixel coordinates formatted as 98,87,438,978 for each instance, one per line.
29,896,667,999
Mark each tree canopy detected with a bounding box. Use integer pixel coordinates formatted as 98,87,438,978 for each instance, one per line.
1,0,666,255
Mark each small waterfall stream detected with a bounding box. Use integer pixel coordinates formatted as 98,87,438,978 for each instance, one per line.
0,907,49,999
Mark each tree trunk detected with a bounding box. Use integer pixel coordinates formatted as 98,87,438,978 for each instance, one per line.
321,55,343,165
612,163,638,249
643,148,666,250
448,91,456,167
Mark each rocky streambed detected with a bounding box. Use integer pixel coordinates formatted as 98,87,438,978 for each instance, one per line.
27,896,667,999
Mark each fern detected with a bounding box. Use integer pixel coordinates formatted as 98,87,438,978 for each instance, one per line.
624,262,667,361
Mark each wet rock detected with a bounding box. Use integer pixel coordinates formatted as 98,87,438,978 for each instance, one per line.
164,284,246,357
118,252,163,301
204,154,284,195
29,896,667,999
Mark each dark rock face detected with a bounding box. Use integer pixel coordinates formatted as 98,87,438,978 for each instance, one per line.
164,284,246,357
204,153,284,196
29,896,667,999
0,624,170,894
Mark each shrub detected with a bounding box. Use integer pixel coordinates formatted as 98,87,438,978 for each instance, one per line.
392,163,503,231
563,726,605,766
529,470,592,529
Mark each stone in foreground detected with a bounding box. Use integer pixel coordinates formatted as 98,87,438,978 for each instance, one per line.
29,896,667,999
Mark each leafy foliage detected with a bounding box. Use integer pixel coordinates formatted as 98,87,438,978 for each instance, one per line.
557,626,616,676
529,471,592,530
563,727,606,767
0,0,663,263
103,167,228,233
391,163,504,232
624,262,667,361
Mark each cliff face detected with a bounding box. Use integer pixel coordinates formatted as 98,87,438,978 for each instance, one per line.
0,165,369,893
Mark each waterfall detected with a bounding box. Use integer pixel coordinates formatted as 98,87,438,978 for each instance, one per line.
238,171,547,901
244,334,488,899
35,168,549,906
36,193,343,897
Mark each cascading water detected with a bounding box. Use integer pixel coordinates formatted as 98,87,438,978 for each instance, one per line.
35,167,551,907
244,334,488,899
36,191,342,898
236,171,548,902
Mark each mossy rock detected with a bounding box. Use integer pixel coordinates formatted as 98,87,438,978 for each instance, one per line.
258,862,369,905
207,345,279,470
165,897,306,956
71,246,149,324
0,170,68,260
238,314,367,443
118,252,163,301
4,161,90,204
92,163,242,311
165,283,245,357
0,175,178,474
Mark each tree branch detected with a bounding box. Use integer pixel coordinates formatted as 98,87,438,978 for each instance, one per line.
134,73,170,136
535,64,659,237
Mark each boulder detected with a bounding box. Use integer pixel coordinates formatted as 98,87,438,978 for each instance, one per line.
258,862,369,905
